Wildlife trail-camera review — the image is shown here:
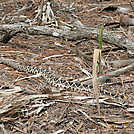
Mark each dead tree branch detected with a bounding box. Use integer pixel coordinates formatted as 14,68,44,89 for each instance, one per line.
0,24,134,57
82,62,134,85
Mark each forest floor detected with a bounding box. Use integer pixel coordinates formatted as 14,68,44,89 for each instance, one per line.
0,0,134,134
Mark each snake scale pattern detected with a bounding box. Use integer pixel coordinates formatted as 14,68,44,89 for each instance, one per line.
0,57,128,105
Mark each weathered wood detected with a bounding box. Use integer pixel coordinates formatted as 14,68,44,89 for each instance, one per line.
110,59,134,67
82,62,134,85
0,24,134,57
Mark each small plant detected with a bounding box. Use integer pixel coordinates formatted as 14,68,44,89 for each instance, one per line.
98,25,104,49
92,25,104,115
98,25,104,73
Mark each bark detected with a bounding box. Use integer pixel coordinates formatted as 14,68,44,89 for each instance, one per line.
81,62,134,85
110,59,134,67
0,24,134,57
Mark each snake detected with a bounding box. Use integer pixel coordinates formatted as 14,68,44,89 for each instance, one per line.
0,57,128,105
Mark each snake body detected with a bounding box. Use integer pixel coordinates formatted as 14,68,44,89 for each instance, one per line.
0,57,128,105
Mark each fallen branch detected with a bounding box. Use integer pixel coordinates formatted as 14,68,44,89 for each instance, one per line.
82,62,134,85
0,23,134,57
110,59,134,67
